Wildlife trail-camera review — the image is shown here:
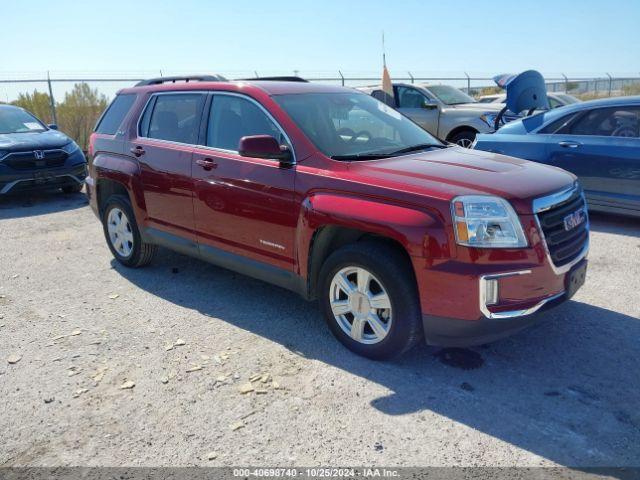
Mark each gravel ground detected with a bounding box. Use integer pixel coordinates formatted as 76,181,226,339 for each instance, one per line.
0,190,639,468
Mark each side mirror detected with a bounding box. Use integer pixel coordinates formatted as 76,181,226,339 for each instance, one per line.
422,100,439,110
238,135,293,166
48,123,58,130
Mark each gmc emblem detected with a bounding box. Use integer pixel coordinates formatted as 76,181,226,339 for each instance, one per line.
564,209,586,231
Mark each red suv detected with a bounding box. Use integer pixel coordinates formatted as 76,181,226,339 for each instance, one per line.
86,75,589,359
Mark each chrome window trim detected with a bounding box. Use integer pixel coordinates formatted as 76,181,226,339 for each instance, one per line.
135,90,296,165
136,90,208,141
532,183,590,275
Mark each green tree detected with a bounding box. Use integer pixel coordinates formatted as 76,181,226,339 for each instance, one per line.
57,83,108,150
12,90,54,124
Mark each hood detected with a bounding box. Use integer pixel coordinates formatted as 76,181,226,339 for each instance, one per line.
347,146,575,214
443,102,504,112
0,129,72,151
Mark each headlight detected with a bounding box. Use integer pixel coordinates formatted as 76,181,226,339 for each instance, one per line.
0,150,7,160
451,195,528,248
61,141,80,154
480,113,498,128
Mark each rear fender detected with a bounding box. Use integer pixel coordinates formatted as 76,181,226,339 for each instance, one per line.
94,154,146,224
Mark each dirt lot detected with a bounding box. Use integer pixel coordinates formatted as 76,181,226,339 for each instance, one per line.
0,191,639,468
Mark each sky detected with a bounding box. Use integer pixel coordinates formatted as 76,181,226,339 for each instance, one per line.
1,0,639,100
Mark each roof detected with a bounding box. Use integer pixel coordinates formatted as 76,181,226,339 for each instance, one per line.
120,80,354,96
570,95,640,108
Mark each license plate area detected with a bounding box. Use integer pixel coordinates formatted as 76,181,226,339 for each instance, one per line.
565,262,587,300
33,171,56,184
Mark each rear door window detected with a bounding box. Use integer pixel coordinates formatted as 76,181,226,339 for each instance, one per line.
95,93,136,135
558,107,640,137
206,94,290,152
144,93,205,144
538,112,580,134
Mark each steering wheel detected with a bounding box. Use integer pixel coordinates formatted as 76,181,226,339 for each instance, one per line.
348,130,372,144
337,127,356,140
612,125,638,137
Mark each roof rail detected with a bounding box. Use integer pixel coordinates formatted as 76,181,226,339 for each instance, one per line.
237,76,309,83
134,74,228,87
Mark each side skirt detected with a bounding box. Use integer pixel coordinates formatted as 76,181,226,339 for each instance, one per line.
144,227,309,299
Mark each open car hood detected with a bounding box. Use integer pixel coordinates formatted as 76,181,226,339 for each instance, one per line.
493,70,550,113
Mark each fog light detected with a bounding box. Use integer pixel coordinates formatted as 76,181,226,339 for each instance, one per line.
485,279,499,306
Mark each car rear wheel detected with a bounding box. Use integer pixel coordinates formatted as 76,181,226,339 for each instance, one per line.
450,130,477,148
102,195,156,268
318,241,423,360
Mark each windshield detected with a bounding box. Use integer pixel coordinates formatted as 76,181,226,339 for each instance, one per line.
555,93,580,104
273,92,441,159
425,85,476,105
0,107,47,134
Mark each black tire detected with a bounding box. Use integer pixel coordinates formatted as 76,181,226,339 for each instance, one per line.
102,194,156,268
449,130,477,148
318,241,423,360
62,182,84,194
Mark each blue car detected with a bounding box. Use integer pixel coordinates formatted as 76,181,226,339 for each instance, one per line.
473,96,640,218
0,104,86,195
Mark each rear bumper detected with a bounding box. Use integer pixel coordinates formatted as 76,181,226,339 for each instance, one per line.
0,160,87,194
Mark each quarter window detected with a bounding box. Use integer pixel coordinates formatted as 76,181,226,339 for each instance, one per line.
206,95,289,152
144,94,205,144
96,94,136,135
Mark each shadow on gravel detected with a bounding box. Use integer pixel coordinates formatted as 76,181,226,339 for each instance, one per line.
113,247,640,469
0,190,88,220
589,211,640,238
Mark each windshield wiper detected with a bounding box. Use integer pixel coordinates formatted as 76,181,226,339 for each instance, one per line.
330,153,394,160
386,143,448,155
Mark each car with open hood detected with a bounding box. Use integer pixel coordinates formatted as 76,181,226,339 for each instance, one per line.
359,83,521,147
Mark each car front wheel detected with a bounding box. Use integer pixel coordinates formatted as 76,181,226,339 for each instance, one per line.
318,241,423,360
450,130,477,148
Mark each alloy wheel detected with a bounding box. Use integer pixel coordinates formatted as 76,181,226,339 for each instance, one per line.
329,266,392,344
456,138,474,148
107,208,134,258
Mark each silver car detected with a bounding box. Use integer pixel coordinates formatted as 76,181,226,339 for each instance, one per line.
359,83,517,147
478,91,581,109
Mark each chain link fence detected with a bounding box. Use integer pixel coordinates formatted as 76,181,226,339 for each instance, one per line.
2,71,639,149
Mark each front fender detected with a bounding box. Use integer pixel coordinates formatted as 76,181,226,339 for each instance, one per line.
296,193,451,279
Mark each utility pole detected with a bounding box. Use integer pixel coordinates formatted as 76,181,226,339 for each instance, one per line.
46,71,58,126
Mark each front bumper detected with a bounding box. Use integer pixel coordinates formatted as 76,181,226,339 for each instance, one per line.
0,154,87,194
414,191,589,346
422,289,568,347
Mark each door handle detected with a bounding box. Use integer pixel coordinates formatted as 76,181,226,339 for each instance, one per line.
559,141,580,148
196,158,217,171
130,146,146,157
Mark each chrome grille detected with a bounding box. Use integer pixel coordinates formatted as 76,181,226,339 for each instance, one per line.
535,187,589,268
2,149,68,170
